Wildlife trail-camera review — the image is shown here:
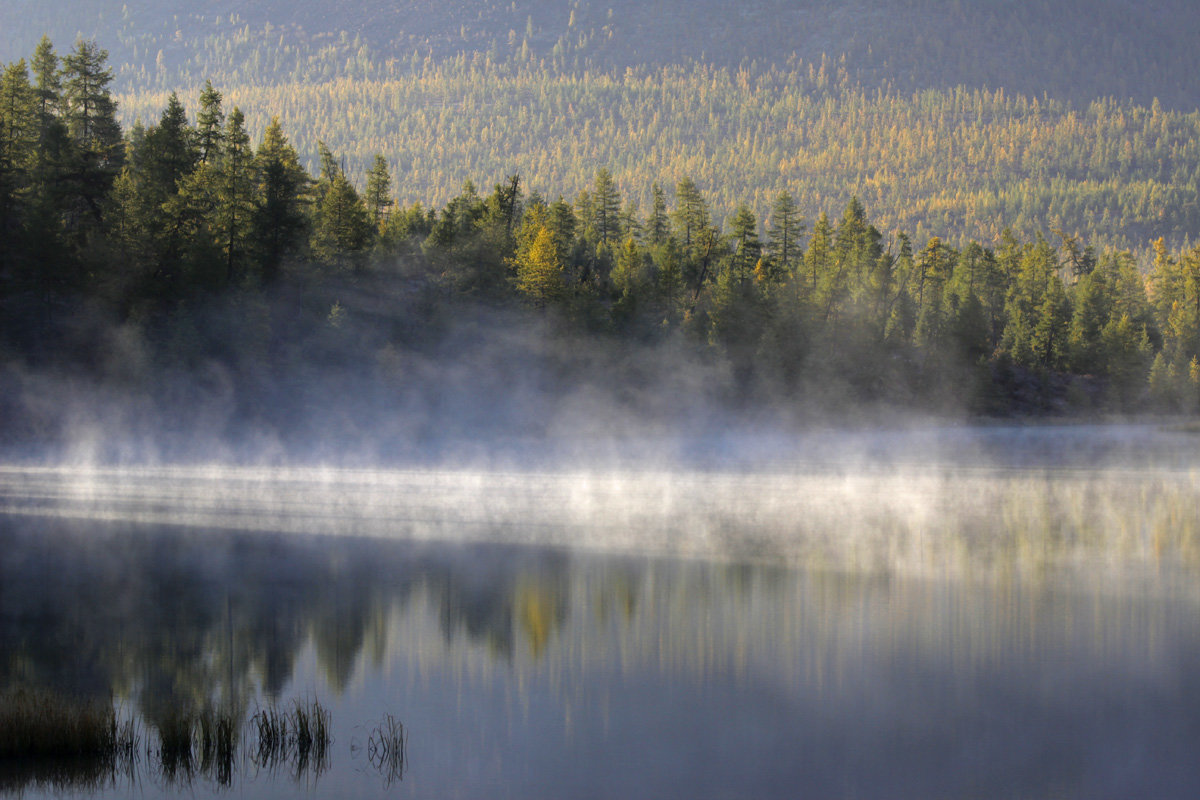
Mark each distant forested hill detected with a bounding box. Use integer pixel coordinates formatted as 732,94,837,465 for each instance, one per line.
4,0,1199,109
4,1,1200,252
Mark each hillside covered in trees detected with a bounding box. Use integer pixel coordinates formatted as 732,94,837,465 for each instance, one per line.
4,0,1200,110
3,2,1200,254
4,39,1200,460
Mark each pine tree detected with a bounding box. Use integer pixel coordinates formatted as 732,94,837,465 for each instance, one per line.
647,182,669,246
195,80,224,165
116,92,200,290
727,204,761,285
914,236,953,347
30,37,61,122
766,191,802,278
145,92,196,192
547,197,577,268
311,171,372,269
612,236,650,300
213,107,256,284
590,167,621,246
1066,268,1111,374
253,117,309,283
1031,274,1072,370
26,36,70,272
0,60,36,273
61,39,123,224
364,153,394,231
804,211,833,297
672,176,708,251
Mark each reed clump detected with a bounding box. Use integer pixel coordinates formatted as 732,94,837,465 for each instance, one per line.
0,688,139,793
150,706,239,786
0,688,134,759
366,713,407,786
249,698,330,777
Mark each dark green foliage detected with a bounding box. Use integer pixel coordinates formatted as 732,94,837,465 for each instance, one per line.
254,117,309,283
60,40,122,226
364,153,393,231
5,37,1200,423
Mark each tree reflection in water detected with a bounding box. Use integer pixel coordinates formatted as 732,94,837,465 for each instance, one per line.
2,469,1200,798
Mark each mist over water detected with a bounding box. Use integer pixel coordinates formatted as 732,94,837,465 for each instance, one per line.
3,420,1200,575
5,289,1200,797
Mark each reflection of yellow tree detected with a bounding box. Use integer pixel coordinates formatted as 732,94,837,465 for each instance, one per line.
515,581,562,660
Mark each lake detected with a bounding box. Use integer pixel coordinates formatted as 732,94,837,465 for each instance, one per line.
2,425,1200,798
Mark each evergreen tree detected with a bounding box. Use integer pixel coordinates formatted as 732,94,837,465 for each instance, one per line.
60,39,123,224
766,191,802,278
885,233,917,344
311,171,372,268
30,37,61,122
253,117,309,283
195,80,224,165
213,107,256,284
547,197,577,268
647,182,669,246
1031,273,1072,370
673,176,709,251
1102,313,1151,409
115,92,200,292
914,236,953,347
727,204,761,284
1066,268,1111,374
26,36,70,273
611,235,652,318
364,153,394,231
0,60,36,271
590,167,621,246
804,211,833,298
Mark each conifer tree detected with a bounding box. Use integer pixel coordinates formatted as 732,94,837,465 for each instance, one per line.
364,153,394,231
590,167,621,246
61,39,122,224
914,236,953,347
727,204,761,284
647,183,669,246
766,191,802,278
213,108,256,283
673,176,708,251
804,211,833,297
0,60,36,274
513,225,564,307
195,80,224,165
253,117,309,283
26,37,70,270
311,171,372,268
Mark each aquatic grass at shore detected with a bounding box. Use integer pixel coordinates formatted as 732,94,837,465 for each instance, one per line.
150,706,240,785
249,698,331,780
0,688,137,759
0,688,140,792
366,713,407,786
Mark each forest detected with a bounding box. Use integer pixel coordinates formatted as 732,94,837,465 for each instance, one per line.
3,38,1200,457
5,2,1200,254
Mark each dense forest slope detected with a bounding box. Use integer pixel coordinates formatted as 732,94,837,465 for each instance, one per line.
4,33,1200,460
3,1,1199,110
4,3,1200,252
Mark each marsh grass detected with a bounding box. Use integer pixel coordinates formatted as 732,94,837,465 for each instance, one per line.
366,713,407,786
2,690,353,791
0,688,140,792
249,698,330,781
150,706,239,786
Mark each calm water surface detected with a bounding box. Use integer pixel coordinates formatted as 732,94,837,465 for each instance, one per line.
2,426,1200,798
